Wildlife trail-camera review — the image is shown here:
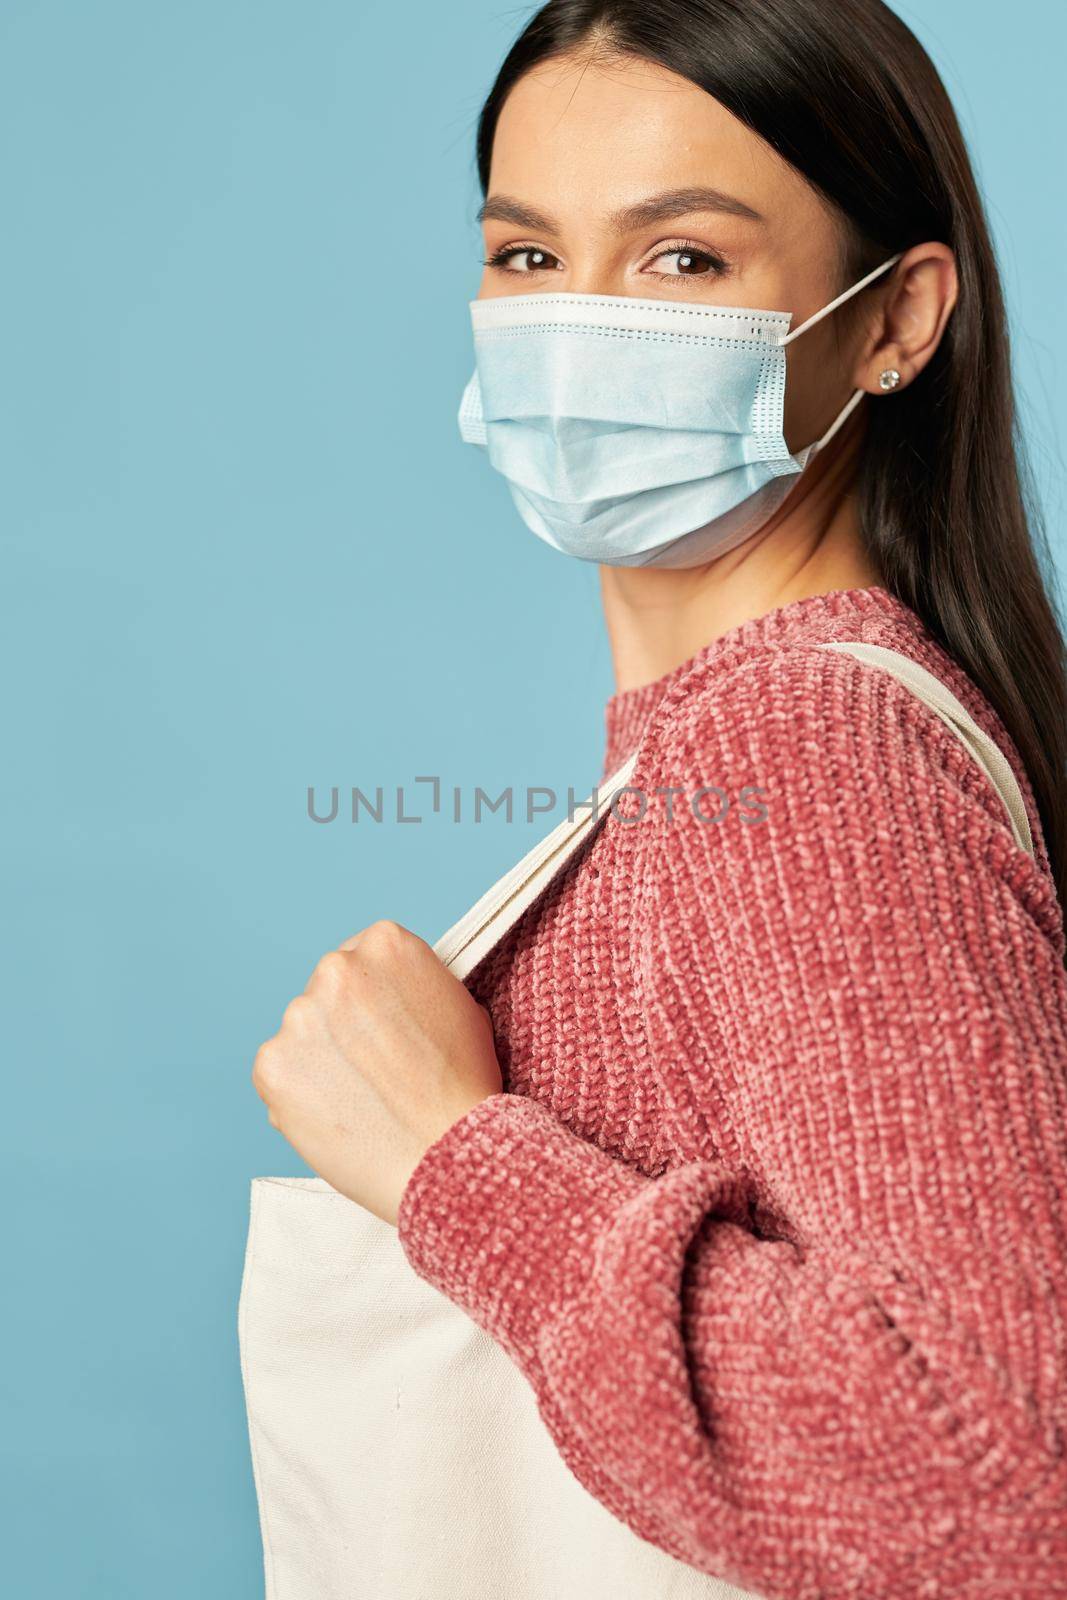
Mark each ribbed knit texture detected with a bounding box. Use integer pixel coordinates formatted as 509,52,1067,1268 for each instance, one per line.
396,584,1067,1598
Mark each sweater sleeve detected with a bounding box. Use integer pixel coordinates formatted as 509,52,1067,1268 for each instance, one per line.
396,646,1067,1598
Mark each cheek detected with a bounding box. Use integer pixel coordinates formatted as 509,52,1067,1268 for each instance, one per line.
782,348,819,451
475,251,543,303
781,331,852,453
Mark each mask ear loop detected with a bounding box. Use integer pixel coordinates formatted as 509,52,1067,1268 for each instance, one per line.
778,251,904,347
776,251,905,453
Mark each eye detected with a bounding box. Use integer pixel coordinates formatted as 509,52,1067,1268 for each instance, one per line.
483,244,563,274
645,241,727,279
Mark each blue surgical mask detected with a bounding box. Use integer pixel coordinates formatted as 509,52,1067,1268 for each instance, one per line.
457,252,902,568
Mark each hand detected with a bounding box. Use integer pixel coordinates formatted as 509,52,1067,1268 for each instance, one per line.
252,920,504,1226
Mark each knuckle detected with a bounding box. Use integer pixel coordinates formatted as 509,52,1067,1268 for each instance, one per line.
312,948,348,989
252,1038,277,1094
283,993,310,1027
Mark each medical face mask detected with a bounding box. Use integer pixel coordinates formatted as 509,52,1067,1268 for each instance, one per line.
457,252,902,568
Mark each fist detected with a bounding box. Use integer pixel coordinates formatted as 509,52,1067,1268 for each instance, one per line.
252,919,504,1225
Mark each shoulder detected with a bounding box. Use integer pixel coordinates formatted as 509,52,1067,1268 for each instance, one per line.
628,639,951,815
624,640,1058,933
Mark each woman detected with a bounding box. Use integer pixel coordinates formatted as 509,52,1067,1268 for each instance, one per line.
251,0,1067,1593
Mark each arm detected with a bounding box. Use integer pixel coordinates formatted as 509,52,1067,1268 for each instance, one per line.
397,647,1067,1597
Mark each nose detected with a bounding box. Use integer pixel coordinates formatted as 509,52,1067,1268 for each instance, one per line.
535,240,629,299
557,266,631,298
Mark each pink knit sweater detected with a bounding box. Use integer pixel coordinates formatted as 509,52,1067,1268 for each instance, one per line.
396,584,1067,1598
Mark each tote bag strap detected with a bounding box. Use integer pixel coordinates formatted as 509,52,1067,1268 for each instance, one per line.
434,639,1033,982
433,749,639,980
817,640,1033,856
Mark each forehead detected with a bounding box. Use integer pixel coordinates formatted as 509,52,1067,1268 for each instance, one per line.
487,51,820,233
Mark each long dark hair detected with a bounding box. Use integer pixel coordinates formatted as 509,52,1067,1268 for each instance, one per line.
471,0,1067,914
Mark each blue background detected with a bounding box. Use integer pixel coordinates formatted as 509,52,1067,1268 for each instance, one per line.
2,2,1063,1593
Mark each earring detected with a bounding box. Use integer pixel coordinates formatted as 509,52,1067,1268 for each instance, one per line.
878,367,902,391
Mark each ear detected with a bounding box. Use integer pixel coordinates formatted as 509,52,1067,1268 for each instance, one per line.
854,242,958,393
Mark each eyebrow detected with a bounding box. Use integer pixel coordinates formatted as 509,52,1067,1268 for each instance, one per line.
475,185,764,232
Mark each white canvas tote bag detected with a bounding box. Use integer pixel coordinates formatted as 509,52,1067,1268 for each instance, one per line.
237,642,1032,1600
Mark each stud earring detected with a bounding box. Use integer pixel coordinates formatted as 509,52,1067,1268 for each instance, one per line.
878,367,902,391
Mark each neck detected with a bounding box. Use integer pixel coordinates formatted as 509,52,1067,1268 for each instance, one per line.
599,410,884,694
